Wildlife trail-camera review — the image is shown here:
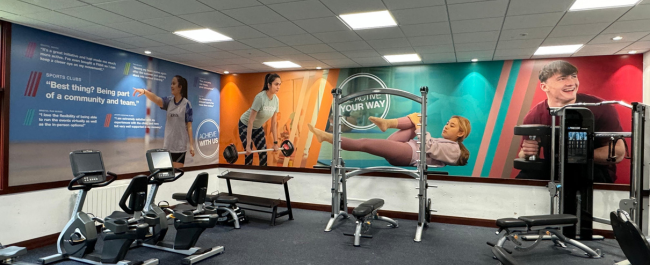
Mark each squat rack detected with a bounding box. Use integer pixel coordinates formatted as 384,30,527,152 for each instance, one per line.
324,86,434,242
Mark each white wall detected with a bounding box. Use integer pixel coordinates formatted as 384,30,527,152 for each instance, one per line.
645,51,650,103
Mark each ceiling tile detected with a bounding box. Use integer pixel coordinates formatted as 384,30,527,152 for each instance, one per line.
453,31,499,43
352,57,391,66
507,0,574,16
626,41,650,50
319,0,387,14
374,47,416,54
341,50,381,58
400,22,451,37
293,43,335,53
114,36,165,47
96,1,170,20
250,21,306,36
589,32,650,44
455,41,496,52
558,7,630,26
277,34,323,45
138,0,210,15
421,52,456,63
314,31,362,43
219,57,259,64
268,0,333,20
200,51,242,59
198,0,261,10
144,33,196,45
447,0,508,21
356,27,405,40
503,12,564,30
259,0,302,4
225,6,286,25
499,27,553,41
616,48,649,54
239,37,286,48
58,5,130,24
408,35,453,46
603,19,650,33
214,26,267,39
21,0,87,10
450,17,503,33
22,11,98,28
262,46,304,56
75,25,134,39
179,11,243,28
280,53,317,60
97,39,138,49
141,17,201,32
0,0,50,14
455,50,493,61
106,21,168,36
147,45,191,55
230,49,272,57
308,52,347,60
320,58,360,68
542,35,595,46
392,6,448,25
413,45,455,53
494,48,537,56
295,60,328,67
493,55,530,60
549,23,611,38
328,41,373,52
293,17,350,33
383,0,445,10
367,38,412,49
175,43,220,53
573,43,633,56
496,39,544,49
208,41,254,51
619,4,650,21
55,28,104,40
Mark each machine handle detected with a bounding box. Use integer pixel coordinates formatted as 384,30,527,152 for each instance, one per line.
170,168,184,182
67,172,116,190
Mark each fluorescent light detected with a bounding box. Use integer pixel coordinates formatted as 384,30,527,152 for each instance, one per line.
316,67,322,69
339,10,397,30
628,51,637,54
224,71,229,74
263,61,301,68
612,36,623,41
173,29,232,43
383,53,421,63
144,50,151,54
569,0,640,11
471,58,478,62
534,44,583,55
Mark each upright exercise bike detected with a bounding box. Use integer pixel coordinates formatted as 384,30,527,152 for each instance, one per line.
39,150,158,265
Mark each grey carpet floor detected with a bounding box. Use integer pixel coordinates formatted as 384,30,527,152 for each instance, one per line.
18,208,628,265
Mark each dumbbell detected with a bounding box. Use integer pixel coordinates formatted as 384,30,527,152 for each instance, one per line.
223,140,295,164
513,125,551,171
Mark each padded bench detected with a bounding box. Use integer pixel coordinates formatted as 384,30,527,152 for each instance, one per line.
0,246,27,259
496,214,577,229
352,198,384,218
347,198,398,247
219,171,293,226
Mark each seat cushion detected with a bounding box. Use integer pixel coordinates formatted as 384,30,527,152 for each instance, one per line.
206,194,238,204
352,198,384,218
518,214,577,227
172,193,187,201
0,246,27,259
106,211,132,220
496,218,527,228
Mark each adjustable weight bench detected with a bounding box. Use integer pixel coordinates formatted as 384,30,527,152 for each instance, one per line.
490,214,602,264
345,198,398,247
1,246,32,265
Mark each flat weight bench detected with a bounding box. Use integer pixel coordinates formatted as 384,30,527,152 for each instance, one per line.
489,214,602,264
344,198,398,247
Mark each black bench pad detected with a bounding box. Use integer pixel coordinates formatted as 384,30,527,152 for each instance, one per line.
205,194,238,204
496,218,527,228
172,193,187,201
352,198,384,218
519,214,577,227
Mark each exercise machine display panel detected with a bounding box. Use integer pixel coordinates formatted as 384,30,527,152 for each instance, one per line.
567,127,589,164
70,151,106,184
146,150,174,179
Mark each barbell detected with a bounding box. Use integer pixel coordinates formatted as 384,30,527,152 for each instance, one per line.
223,140,295,164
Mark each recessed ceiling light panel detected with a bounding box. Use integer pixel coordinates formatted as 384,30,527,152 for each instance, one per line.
173,29,232,43
569,0,641,11
534,44,583,55
383,54,421,63
339,10,397,30
263,61,301,68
